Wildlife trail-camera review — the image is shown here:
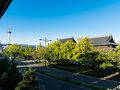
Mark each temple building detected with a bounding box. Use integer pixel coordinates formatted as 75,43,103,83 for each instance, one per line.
59,35,117,50
90,35,117,50
60,37,76,44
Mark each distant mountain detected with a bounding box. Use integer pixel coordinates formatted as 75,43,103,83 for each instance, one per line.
19,44,37,49
0,43,37,49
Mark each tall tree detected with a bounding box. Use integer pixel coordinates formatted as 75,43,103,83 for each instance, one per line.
2,44,23,58
15,68,39,90
32,43,45,60
72,37,94,63
1,58,21,90
52,39,61,60
23,46,34,58
60,40,75,60
46,43,54,62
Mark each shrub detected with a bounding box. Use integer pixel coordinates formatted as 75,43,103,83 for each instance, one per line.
0,58,21,90
15,68,40,90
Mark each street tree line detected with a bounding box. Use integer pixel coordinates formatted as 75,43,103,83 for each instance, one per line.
2,44,34,59
2,37,120,73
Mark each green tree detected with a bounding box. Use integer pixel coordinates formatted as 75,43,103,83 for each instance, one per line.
52,39,61,60
0,58,21,90
2,44,23,58
96,50,115,69
94,50,118,76
15,68,39,90
32,43,45,60
112,43,120,68
72,37,94,63
46,43,54,63
0,57,10,76
23,46,34,58
115,42,120,52
71,37,99,72
60,40,75,60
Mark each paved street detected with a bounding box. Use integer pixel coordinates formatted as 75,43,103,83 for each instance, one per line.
37,72,90,90
17,64,120,89
17,64,90,90
43,67,120,89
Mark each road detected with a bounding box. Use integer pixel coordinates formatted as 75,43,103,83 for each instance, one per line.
17,64,90,90
17,64,120,89
37,72,90,90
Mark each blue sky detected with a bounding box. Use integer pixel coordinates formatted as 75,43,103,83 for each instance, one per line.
0,0,120,45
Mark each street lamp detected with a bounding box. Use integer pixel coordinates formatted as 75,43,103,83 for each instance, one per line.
39,37,52,73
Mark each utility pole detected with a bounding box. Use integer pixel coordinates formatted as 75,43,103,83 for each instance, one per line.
39,37,52,73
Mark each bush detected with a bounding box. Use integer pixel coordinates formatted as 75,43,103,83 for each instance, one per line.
0,57,10,76
56,59,71,65
15,68,40,90
0,58,21,90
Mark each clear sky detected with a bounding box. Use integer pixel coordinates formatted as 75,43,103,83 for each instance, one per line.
0,0,120,45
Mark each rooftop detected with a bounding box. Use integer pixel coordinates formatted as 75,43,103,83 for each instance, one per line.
90,35,117,46
60,37,76,43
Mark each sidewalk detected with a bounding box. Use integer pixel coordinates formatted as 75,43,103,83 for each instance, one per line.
17,64,120,89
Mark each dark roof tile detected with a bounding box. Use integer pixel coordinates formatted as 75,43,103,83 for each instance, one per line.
90,35,117,46
60,37,76,43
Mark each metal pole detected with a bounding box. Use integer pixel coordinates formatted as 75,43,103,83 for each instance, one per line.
39,37,52,73
45,37,47,73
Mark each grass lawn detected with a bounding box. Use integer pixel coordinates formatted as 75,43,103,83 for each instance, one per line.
49,64,102,78
37,62,116,78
